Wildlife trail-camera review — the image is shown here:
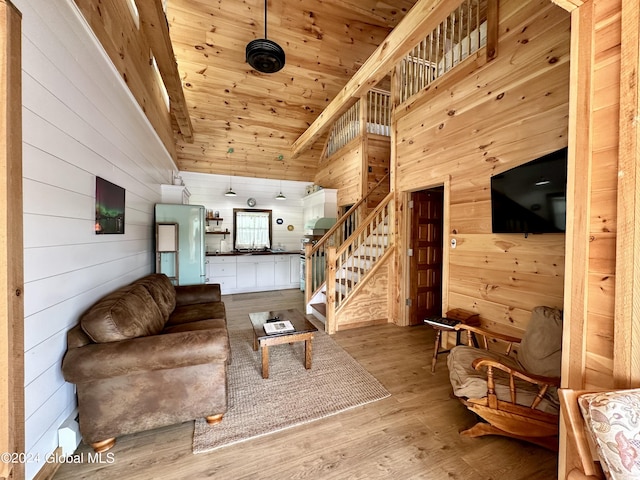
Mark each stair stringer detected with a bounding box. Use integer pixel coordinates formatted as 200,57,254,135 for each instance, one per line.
333,246,395,332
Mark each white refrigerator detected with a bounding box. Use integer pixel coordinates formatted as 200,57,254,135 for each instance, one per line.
155,204,206,285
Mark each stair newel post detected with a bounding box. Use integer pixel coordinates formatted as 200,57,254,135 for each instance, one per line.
304,242,313,305
326,246,337,334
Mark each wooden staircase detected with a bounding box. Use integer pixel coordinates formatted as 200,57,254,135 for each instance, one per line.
305,191,394,333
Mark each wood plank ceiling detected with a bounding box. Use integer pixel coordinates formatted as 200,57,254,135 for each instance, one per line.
167,0,417,181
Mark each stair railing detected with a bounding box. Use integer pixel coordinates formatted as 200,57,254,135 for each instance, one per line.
325,192,395,333
305,173,390,303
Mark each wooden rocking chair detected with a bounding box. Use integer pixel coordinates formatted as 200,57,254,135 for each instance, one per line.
447,306,563,450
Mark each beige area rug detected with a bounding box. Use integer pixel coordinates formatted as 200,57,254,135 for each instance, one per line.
192,326,390,453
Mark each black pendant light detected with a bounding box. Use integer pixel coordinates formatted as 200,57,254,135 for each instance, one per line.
246,0,285,73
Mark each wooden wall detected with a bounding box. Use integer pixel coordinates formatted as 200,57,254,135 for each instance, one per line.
365,135,391,210
558,0,633,476
563,0,621,391
73,0,176,161
315,138,363,207
315,133,390,209
579,0,619,390
394,0,570,334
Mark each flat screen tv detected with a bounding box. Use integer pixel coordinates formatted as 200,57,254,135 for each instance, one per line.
491,147,567,234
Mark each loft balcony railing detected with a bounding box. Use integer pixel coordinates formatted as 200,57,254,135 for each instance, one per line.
398,0,489,104
324,89,391,159
365,89,391,137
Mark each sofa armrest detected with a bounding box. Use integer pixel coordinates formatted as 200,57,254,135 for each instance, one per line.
62,329,228,384
175,283,221,306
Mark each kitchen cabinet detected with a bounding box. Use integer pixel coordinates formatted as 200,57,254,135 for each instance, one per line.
236,256,275,291
206,254,300,294
290,255,301,284
160,184,190,204
274,256,290,285
206,257,237,294
256,259,275,288
302,188,337,233
235,260,257,290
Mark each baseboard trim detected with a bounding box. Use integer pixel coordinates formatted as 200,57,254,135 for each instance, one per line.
33,447,63,480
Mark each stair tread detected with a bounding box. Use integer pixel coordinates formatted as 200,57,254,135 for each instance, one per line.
345,266,365,273
310,302,326,315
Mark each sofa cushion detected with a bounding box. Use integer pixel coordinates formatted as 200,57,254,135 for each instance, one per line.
81,284,165,343
67,324,93,348
517,306,563,378
135,274,176,320
162,318,227,334
167,302,226,326
447,345,560,414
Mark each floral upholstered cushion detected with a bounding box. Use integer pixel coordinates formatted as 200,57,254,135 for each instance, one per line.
579,389,640,479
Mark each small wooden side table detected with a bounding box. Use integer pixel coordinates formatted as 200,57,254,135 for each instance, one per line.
426,308,480,373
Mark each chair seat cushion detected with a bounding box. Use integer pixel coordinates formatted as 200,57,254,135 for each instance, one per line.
447,345,559,414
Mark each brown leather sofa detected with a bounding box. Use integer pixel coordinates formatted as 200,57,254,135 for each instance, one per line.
62,273,230,453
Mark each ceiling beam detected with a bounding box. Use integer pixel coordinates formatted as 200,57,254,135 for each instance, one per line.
290,0,461,158
137,0,194,143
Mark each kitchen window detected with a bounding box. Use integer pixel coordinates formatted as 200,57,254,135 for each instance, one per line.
233,209,272,250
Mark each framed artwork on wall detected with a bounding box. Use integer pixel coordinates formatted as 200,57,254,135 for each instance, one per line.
95,176,125,234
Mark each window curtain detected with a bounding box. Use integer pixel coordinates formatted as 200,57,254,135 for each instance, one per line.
236,212,270,249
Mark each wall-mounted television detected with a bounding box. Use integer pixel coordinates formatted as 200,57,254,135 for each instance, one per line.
491,147,568,234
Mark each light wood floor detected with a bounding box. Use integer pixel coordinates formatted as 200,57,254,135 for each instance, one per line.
54,289,558,479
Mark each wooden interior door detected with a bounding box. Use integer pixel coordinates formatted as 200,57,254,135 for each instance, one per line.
408,189,444,325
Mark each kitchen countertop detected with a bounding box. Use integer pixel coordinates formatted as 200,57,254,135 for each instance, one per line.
206,250,301,257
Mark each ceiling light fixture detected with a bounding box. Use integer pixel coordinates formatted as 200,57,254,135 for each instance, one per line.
275,154,286,200
246,0,285,73
225,147,237,196
275,188,286,200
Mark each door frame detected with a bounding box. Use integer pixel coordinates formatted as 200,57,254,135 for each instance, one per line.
408,187,445,325
398,176,450,327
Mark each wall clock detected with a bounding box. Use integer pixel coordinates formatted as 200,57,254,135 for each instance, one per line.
247,197,257,207
276,218,284,224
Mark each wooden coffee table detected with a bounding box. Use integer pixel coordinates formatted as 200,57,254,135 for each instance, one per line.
248,309,317,379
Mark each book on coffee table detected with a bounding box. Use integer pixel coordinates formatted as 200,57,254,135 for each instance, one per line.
263,320,295,335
